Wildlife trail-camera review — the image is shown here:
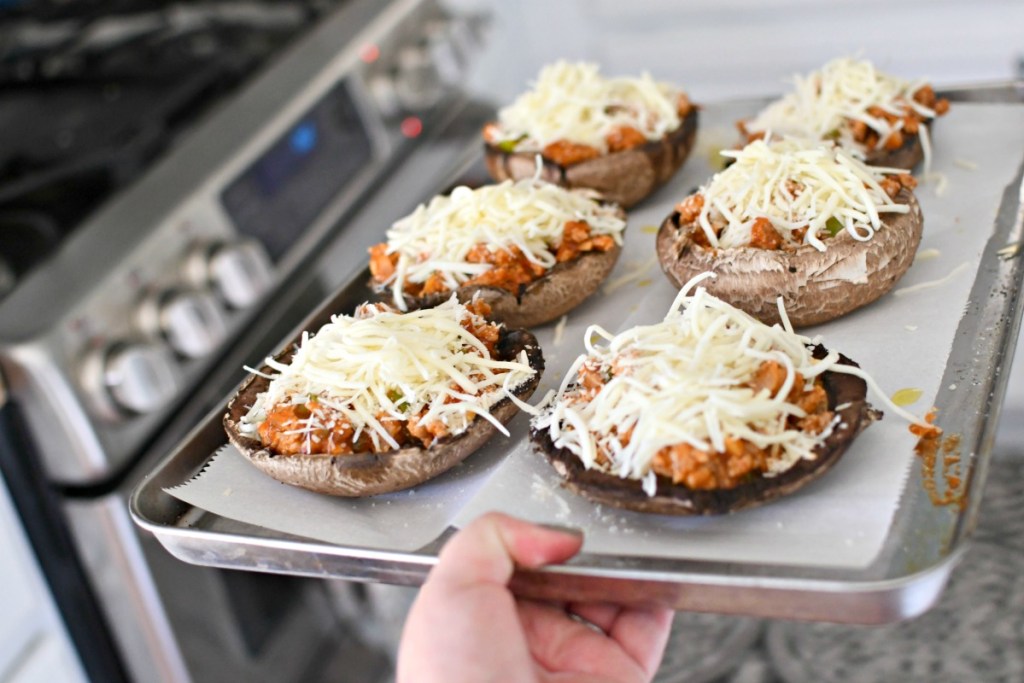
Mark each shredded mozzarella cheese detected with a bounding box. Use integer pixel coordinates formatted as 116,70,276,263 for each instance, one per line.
744,57,937,153
893,261,971,297
490,60,685,152
553,315,569,346
602,256,658,294
695,137,910,250
380,176,625,309
923,169,949,197
241,297,537,449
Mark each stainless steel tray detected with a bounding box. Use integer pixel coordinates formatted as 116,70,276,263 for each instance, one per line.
131,85,1024,624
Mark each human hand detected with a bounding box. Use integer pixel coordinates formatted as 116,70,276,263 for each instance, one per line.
396,512,673,683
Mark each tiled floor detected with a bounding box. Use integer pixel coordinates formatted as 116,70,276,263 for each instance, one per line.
654,455,1024,683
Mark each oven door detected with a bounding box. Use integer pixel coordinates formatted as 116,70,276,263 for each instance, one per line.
64,490,362,683
0,383,127,682
2,371,388,683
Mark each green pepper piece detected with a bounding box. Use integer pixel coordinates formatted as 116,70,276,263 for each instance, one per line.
387,389,409,412
825,217,844,237
495,134,527,153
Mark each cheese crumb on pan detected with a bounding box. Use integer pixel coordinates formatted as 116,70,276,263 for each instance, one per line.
241,297,537,450
893,261,971,297
693,137,911,251
923,171,950,197
379,176,625,310
553,314,569,346
489,60,686,152
533,273,927,494
997,243,1021,260
602,256,658,294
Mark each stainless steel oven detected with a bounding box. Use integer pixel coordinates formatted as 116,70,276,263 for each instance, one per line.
0,0,491,680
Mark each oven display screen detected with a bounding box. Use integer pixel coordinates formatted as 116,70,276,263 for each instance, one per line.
221,79,373,262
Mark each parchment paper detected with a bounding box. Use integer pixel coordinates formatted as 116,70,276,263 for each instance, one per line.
167,102,1024,567
166,431,526,552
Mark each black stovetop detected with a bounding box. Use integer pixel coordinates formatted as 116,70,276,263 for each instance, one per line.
0,0,345,299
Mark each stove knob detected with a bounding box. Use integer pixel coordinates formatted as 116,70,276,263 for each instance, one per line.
447,13,486,55
101,342,179,416
423,19,468,86
139,288,229,359
187,239,274,310
393,45,443,111
367,73,402,119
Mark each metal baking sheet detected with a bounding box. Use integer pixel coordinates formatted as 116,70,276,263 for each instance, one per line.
131,87,1024,624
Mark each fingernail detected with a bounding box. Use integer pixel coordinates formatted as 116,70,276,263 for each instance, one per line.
538,523,583,538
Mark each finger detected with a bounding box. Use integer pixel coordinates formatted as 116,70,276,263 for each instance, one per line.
565,601,624,634
518,600,650,681
566,601,675,655
430,513,584,588
606,605,676,677
398,515,582,683
522,601,674,681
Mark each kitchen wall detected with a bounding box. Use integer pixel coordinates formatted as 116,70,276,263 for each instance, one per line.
448,0,1024,453
452,0,1024,102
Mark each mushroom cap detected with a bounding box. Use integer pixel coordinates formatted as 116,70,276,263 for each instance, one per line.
656,189,923,328
484,109,699,208
224,328,544,497
532,346,879,515
864,129,924,170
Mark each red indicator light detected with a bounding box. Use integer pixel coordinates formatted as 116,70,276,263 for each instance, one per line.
359,43,380,63
400,116,423,138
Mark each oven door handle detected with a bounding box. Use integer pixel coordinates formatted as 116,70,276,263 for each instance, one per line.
0,378,130,683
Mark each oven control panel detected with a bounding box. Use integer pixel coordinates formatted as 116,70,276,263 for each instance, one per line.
78,232,278,421
0,0,488,485
72,221,274,425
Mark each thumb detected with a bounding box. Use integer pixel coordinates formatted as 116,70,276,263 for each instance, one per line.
430,512,584,589
397,514,584,683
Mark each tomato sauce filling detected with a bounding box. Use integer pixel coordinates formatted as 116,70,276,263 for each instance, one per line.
368,220,616,297
257,300,504,456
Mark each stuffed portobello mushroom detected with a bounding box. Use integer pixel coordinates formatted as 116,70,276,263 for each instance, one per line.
530,277,883,515
368,177,626,329
657,136,923,328
224,298,543,497
738,57,950,170
483,60,698,208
